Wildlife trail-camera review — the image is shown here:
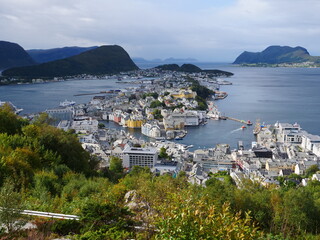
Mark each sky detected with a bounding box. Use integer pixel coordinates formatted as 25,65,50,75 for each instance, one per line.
1,0,320,62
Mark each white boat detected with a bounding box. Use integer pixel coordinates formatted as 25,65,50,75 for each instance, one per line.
60,100,76,107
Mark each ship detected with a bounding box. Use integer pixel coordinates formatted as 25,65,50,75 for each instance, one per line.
60,100,76,107
253,119,261,135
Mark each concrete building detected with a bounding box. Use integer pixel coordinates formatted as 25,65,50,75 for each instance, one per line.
122,147,158,169
71,118,99,133
141,121,161,138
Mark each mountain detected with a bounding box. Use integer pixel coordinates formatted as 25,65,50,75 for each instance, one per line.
233,46,319,64
3,45,139,78
132,57,197,64
0,41,35,70
155,63,233,76
27,46,98,63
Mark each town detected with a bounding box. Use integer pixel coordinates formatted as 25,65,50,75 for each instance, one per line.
33,67,320,188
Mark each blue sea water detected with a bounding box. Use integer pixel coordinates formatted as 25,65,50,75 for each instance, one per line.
1,64,320,150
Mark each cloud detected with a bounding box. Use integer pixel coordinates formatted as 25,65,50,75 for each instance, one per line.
0,0,319,61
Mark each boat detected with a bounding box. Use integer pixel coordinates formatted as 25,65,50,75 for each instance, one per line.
60,100,76,107
241,125,246,129
253,119,261,135
175,137,183,140
247,120,253,126
155,137,165,140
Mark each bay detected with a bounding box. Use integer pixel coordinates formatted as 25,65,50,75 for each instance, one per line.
1,65,320,150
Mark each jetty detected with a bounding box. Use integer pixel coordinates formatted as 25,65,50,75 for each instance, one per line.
226,116,252,125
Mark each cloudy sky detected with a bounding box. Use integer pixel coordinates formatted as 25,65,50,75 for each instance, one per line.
1,0,319,61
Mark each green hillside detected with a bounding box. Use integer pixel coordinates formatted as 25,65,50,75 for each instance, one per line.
3,45,139,78
233,45,320,64
156,63,233,76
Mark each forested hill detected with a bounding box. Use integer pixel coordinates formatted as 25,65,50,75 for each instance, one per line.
1,104,320,239
3,45,139,78
233,45,320,64
0,41,35,70
156,63,233,76
27,46,98,63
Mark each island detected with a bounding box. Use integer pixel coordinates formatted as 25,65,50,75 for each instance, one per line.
233,45,320,67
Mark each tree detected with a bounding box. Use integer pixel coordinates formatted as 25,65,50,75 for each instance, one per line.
305,165,319,178
0,180,27,233
108,156,124,183
158,147,169,159
78,202,134,239
0,103,27,135
150,100,163,108
154,191,264,240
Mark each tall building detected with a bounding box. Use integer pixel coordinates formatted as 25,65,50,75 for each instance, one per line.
122,147,158,169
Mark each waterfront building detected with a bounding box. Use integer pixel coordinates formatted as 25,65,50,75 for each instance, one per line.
301,133,320,152
141,121,161,138
46,108,74,125
122,147,158,169
71,118,99,133
127,114,144,128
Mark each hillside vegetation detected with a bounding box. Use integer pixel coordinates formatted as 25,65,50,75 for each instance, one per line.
233,45,320,64
156,63,233,76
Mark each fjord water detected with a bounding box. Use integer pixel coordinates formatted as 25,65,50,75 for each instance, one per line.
1,65,320,149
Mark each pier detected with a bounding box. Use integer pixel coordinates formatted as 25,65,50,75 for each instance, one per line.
225,116,252,125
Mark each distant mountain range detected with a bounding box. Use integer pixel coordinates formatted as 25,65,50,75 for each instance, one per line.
155,63,233,76
3,45,139,78
133,57,198,64
233,45,320,64
27,46,98,63
0,40,231,79
0,41,35,70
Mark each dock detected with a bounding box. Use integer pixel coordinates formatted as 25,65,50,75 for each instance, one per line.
225,116,252,125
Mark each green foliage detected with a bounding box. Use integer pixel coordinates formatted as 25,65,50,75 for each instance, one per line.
158,147,170,159
106,156,124,183
0,103,28,135
195,95,208,110
152,109,163,120
150,100,163,108
32,112,55,126
78,202,134,239
0,179,27,233
50,219,81,235
190,79,214,99
142,92,159,100
305,165,319,178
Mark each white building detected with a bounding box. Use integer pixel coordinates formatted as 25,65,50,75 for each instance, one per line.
122,147,158,169
301,133,320,152
141,122,161,138
71,118,99,133
277,123,302,144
